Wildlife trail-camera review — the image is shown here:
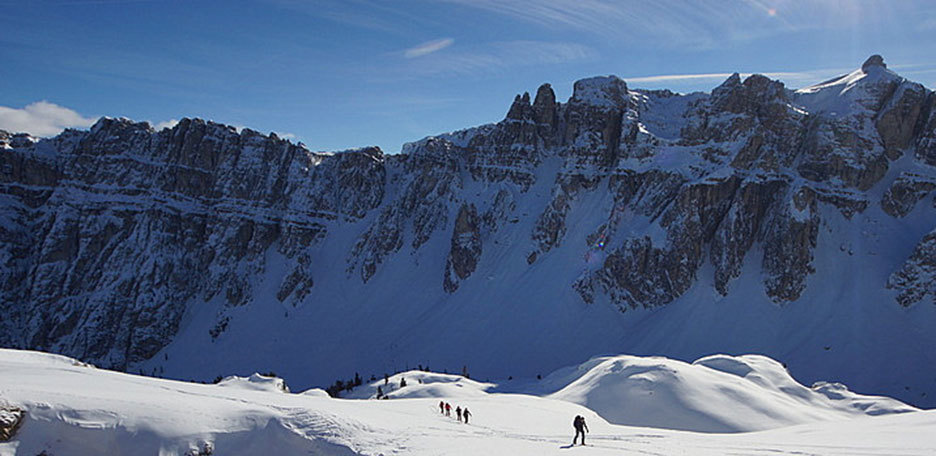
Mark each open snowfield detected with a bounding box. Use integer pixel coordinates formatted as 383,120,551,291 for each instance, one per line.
1,349,932,455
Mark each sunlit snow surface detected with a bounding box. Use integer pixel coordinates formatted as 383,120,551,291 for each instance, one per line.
1,349,931,456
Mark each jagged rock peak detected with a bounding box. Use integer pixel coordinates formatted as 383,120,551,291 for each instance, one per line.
1,131,38,149
506,91,533,120
532,83,559,127
570,75,629,108
862,54,886,71
533,83,556,107
90,116,154,134
335,145,384,161
356,146,384,159
740,73,787,99
711,72,788,113
91,117,229,138
174,117,246,136
714,73,742,92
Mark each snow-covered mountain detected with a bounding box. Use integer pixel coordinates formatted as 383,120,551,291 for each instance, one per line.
1,349,929,455
1,55,935,407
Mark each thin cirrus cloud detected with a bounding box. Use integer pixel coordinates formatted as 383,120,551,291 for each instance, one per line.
392,40,597,78
442,0,919,48
622,68,858,91
440,0,766,47
0,101,98,137
403,38,455,58
624,71,810,84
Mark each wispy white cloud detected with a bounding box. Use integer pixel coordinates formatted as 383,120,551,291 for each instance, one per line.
902,69,936,76
404,38,454,58
441,0,765,48
442,0,914,49
0,101,97,136
265,0,442,35
625,73,743,84
626,71,809,84
392,40,596,78
623,67,861,90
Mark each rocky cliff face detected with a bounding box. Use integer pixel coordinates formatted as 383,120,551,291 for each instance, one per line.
2,55,936,406
0,118,384,367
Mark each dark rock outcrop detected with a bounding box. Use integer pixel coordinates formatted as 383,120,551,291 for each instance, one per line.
888,229,936,307
0,406,24,441
443,203,482,292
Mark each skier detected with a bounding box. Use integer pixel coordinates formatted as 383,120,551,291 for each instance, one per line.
462,407,471,424
572,415,588,446
456,406,462,422
439,401,445,414
445,402,452,417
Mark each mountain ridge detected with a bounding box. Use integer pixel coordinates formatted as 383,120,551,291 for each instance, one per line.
1,55,935,407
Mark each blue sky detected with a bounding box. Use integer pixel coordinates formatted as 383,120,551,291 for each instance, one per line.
2,0,935,153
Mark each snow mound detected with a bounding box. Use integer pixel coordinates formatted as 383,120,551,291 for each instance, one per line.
0,348,95,369
297,388,330,398
215,373,289,393
810,381,916,416
546,354,917,432
344,370,494,399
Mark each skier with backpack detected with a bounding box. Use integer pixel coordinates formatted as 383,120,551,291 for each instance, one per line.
572,415,588,446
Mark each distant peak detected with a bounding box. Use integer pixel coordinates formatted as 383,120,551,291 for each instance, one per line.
506,91,532,120
532,83,558,127
862,54,886,71
721,73,742,87
711,73,742,99
533,83,555,106
572,75,627,94
90,116,153,134
570,75,629,108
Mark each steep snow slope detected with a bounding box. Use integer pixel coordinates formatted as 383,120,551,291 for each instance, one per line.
0,349,930,456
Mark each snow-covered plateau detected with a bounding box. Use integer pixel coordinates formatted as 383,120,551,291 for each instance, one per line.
1,349,932,455
2,54,936,420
